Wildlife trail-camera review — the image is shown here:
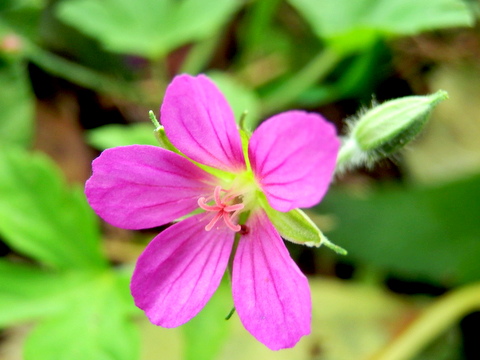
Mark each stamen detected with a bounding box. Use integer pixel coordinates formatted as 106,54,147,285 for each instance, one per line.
199,186,246,232
224,203,244,212
205,212,223,231
213,186,222,205
229,207,243,221
223,213,241,232
198,197,222,211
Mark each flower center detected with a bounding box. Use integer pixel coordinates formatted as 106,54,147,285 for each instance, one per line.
198,186,245,232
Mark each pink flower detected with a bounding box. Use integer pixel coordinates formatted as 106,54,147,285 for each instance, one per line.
85,74,340,350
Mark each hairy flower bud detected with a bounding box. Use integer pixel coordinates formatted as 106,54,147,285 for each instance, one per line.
337,90,448,171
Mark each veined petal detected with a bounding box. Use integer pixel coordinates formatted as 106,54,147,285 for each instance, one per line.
130,213,234,327
232,209,311,350
248,111,340,212
161,74,245,173
85,145,216,229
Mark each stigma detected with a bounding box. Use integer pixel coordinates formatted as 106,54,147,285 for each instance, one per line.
198,186,245,232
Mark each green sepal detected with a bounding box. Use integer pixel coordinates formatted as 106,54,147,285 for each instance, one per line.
263,205,347,255
239,127,252,172
149,110,178,153
153,125,180,153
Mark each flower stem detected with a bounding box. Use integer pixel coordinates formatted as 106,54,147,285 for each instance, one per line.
372,283,480,360
335,137,360,172
260,48,341,115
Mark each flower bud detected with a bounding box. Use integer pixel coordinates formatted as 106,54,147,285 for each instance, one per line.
337,90,448,171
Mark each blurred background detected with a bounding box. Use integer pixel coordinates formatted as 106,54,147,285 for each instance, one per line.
1,0,480,359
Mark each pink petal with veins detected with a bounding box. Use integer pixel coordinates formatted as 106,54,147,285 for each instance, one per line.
161,74,245,172
249,110,339,212
85,145,216,229
232,209,311,350
131,213,234,327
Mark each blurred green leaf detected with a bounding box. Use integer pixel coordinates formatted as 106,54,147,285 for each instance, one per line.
0,262,139,359
0,133,138,360
87,123,158,150
208,71,261,130
183,279,233,360
0,261,87,327
308,278,415,360
0,0,44,12
404,65,480,184
57,0,242,59
312,40,392,104
318,174,480,285
137,278,461,360
0,148,106,270
0,59,34,147
237,0,308,65
0,2,43,41
24,272,139,360
198,278,414,360
0,0,14,11
288,0,474,52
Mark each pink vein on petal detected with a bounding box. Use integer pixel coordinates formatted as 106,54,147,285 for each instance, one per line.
131,213,235,327
85,145,217,230
161,74,245,172
232,209,311,350
248,110,340,211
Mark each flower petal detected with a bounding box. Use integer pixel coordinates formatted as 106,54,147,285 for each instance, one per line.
85,145,216,229
248,110,340,211
130,213,234,327
232,209,311,350
161,74,245,172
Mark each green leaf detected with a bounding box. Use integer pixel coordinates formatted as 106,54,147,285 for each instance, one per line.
0,58,34,147
288,0,474,52
318,174,480,286
404,64,480,184
57,0,241,59
0,0,44,12
174,278,415,360
86,123,159,150
0,2,43,41
0,148,106,270
0,261,89,327
182,279,233,360
308,278,417,360
24,272,139,360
